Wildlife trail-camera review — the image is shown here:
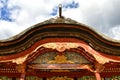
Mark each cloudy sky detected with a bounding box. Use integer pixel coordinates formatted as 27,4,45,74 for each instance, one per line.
0,0,120,40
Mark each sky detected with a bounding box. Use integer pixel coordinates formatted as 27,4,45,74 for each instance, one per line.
0,0,120,40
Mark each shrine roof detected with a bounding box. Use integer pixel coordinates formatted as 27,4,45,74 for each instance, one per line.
0,17,120,56
0,17,119,43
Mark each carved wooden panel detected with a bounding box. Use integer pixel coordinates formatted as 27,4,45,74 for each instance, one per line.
64,51,90,64
30,51,90,64
31,52,57,64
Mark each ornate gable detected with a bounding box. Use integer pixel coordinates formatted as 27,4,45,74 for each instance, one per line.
0,17,120,79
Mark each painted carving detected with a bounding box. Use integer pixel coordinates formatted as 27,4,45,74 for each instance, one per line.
48,55,74,64
38,42,119,64
12,54,29,64
31,52,57,64
42,43,80,52
29,52,93,70
3,42,119,65
31,51,90,64
65,52,90,64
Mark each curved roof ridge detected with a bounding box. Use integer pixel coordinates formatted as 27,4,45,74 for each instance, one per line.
0,17,120,43
0,17,120,56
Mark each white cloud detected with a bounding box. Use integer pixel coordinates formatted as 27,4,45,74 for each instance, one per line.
0,20,23,39
0,2,4,9
0,0,120,41
67,0,120,40
0,0,75,40
110,26,120,40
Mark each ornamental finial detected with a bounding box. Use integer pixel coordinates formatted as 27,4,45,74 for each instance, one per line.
59,4,62,18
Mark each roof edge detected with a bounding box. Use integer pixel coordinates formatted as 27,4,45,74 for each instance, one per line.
0,17,120,43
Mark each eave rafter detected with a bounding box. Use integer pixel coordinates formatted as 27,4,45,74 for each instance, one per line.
0,38,120,65
0,18,120,56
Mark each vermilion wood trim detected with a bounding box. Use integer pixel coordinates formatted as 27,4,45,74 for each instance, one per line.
0,38,120,62
0,38,80,60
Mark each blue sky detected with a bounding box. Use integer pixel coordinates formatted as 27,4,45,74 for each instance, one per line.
0,0,120,40
50,1,79,16
0,0,20,21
